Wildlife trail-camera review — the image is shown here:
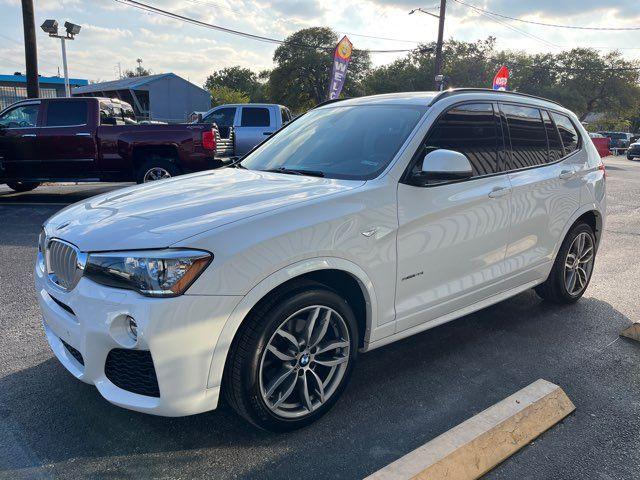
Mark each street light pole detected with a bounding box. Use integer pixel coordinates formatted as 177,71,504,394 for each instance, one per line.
41,20,81,98
60,37,70,96
434,0,447,91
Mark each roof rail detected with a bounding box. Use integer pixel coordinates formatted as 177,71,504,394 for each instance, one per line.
312,97,350,109
428,88,563,107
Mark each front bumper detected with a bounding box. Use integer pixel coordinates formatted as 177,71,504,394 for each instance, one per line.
628,146,640,158
35,260,241,417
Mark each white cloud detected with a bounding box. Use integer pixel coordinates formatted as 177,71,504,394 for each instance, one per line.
0,0,637,86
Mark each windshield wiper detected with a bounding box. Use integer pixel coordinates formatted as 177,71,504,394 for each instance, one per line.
261,167,325,177
225,157,246,169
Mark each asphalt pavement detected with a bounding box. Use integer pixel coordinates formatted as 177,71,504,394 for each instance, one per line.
0,159,638,479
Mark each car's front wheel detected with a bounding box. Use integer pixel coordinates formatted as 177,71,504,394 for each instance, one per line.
224,281,358,431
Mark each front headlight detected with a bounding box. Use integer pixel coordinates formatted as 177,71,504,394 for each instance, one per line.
83,249,212,297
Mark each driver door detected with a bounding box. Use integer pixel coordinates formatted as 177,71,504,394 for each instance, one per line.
395,102,513,332
0,101,42,180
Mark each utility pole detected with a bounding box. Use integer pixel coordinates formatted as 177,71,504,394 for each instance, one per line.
434,0,447,91
21,0,39,98
409,2,447,90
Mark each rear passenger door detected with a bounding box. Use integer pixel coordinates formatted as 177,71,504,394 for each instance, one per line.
501,103,582,283
395,102,513,331
38,99,98,179
235,106,273,156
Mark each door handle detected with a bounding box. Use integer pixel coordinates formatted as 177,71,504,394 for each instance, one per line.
75,133,91,137
263,131,274,136
559,169,575,179
488,186,511,198
21,134,36,138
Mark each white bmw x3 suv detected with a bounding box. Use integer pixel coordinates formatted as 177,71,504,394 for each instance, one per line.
36,89,606,431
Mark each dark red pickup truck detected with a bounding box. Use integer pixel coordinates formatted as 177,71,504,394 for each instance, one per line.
0,96,218,192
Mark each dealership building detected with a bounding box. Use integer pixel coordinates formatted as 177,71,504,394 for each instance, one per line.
0,73,88,110
72,73,211,123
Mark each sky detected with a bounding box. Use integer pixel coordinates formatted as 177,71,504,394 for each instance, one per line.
0,0,639,88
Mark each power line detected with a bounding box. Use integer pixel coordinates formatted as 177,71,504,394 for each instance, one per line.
464,4,562,49
115,0,416,53
452,0,640,31
181,0,423,44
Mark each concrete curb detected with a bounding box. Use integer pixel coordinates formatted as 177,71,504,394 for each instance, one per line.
620,323,640,343
365,379,575,480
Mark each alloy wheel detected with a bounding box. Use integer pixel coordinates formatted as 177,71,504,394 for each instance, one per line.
259,305,350,419
143,167,172,182
563,232,595,296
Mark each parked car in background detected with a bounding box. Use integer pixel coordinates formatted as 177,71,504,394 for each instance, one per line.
199,103,292,159
628,141,640,160
35,89,605,431
0,97,218,192
598,131,632,152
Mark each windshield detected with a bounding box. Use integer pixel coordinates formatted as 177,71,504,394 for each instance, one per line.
240,104,427,180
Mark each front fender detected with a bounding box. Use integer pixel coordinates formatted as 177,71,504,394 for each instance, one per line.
206,256,377,390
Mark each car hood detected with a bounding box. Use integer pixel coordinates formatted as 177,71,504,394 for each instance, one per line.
45,168,365,251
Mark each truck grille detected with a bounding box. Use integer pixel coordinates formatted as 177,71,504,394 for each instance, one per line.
46,239,82,291
105,349,160,398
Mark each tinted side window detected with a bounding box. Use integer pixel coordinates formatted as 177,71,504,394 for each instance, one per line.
45,101,87,127
241,107,270,127
502,104,548,169
0,104,39,128
423,103,501,176
541,110,563,162
280,107,291,124
551,112,579,155
206,107,235,127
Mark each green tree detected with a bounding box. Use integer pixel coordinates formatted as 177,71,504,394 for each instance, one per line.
123,66,152,78
204,66,265,101
268,27,371,112
209,86,250,106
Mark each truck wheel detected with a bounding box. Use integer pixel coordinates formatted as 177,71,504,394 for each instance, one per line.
136,157,181,184
6,181,40,192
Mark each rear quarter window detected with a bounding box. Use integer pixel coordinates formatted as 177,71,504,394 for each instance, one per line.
551,112,580,155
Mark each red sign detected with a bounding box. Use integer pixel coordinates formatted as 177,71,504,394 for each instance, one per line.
492,66,509,91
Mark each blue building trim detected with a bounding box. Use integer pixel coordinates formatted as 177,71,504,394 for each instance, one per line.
0,74,88,86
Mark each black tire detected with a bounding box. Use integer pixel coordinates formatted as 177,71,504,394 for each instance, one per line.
223,280,358,432
535,221,597,304
135,157,181,184
6,181,40,192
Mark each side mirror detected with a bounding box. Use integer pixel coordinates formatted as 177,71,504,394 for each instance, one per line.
410,149,473,186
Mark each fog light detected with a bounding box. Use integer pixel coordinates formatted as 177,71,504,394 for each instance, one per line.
127,316,138,341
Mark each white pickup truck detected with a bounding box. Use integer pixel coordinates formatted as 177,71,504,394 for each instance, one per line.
200,103,292,159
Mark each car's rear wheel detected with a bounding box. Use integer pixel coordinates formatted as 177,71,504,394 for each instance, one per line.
535,221,596,304
136,157,180,183
223,280,358,431
6,181,40,192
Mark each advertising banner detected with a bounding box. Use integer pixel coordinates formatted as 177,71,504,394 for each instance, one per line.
492,65,509,91
328,36,353,100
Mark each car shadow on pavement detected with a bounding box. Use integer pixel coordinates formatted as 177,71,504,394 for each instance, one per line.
0,292,637,479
